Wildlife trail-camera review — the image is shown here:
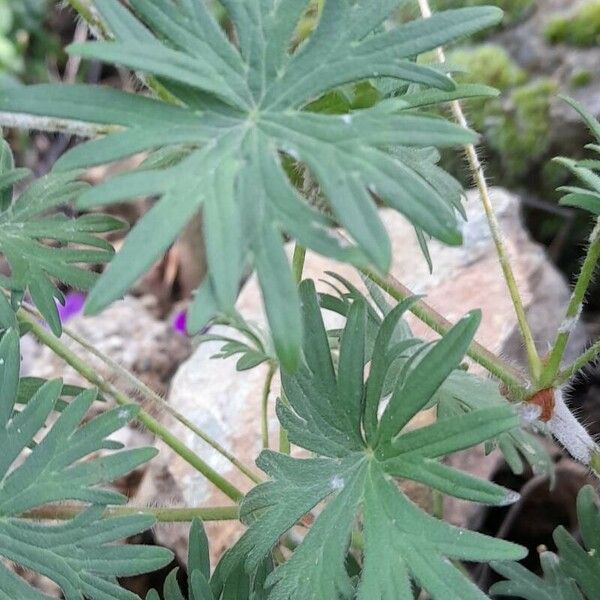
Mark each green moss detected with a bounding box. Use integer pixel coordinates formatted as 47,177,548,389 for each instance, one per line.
450,45,527,91
487,79,557,181
432,0,534,24
446,45,526,133
544,1,600,47
442,45,556,181
570,69,593,88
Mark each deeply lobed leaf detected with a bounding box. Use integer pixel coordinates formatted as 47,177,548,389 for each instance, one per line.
0,327,172,598
0,140,125,335
0,0,503,368
219,280,525,599
491,485,600,600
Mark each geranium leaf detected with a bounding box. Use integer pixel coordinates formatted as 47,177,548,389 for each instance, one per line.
221,281,525,599
0,336,172,598
0,0,502,368
0,140,125,335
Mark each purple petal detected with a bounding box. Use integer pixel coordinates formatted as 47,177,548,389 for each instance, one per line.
172,310,188,335
56,291,86,323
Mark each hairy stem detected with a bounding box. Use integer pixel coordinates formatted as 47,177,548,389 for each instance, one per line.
18,310,244,503
23,505,239,523
53,311,261,485
0,113,116,138
417,0,543,381
362,268,530,399
261,362,276,449
542,219,600,387
557,339,600,386
65,0,106,35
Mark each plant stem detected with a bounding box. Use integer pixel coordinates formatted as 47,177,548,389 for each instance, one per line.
23,505,239,522
292,245,307,282
0,113,116,138
278,243,307,454
556,339,600,386
261,362,276,449
417,0,543,382
362,267,530,399
541,219,600,387
52,311,262,485
65,0,106,35
18,310,244,504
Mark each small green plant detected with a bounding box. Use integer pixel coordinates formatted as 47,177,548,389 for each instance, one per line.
451,45,527,92
0,1,598,598
0,302,173,597
545,1,600,47
0,0,23,74
446,46,556,181
570,69,593,89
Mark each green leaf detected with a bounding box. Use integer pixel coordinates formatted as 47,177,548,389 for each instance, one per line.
0,141,125,335
554,486,600,599
255,224,302,370
560,192,600,215
189,519,211,585
491,553,583,600
376,310,481,446
151,516,270,599
223,282,525,599
323,273,552,477
0,0,502,366
554,102,600,217
491,485,600,600
0,341,172,597
435,369,553,478
0,138,16,212
561,95,600,144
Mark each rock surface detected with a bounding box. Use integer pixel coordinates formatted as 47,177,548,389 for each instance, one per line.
24,295,191,400
148,187,589,561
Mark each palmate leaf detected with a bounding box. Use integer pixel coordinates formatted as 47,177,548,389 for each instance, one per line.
0,323,172,599
0,0,502,368
490,485,600,600
319,272,553,477
0,140,126,336
216,280,526,600
490,553,583,600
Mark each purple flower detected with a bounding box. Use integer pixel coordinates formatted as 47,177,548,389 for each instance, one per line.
172,310,188,335
56,291,86,323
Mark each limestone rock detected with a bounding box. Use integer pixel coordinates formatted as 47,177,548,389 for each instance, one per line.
24,295,191,400
149,188,588,561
